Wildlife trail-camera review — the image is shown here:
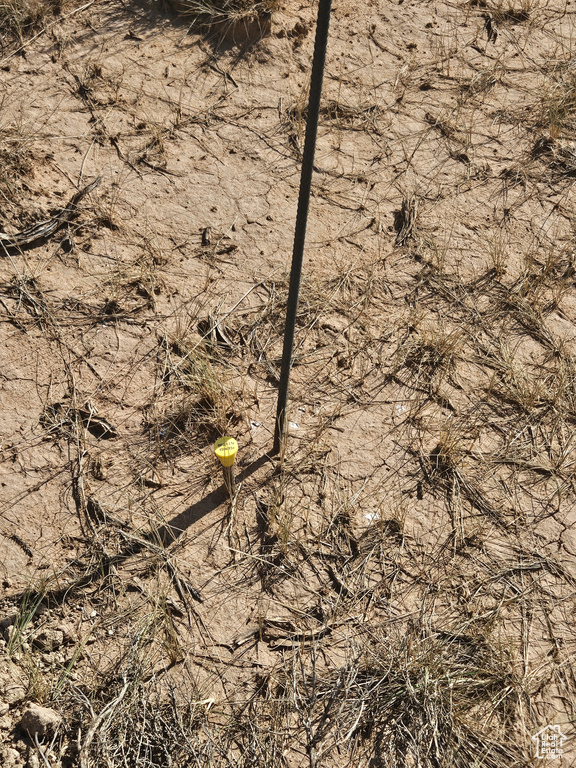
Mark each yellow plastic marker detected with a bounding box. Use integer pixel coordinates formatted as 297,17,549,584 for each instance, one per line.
215,437,238,500
214,437,238,467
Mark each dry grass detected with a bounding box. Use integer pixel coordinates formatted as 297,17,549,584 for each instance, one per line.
0,122,34,206
168,0,278,45
0,0,55,44
171,0,277,22
324,626,526,767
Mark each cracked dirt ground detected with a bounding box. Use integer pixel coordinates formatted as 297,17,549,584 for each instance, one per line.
1,0,576,765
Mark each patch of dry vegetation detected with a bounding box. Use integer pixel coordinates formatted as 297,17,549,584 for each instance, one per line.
174,0,277,22
0,0,79,52
0,122,33,205
166,0,279,46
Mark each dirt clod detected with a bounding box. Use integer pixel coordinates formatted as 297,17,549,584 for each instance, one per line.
31,629,64,652
20,704,61,737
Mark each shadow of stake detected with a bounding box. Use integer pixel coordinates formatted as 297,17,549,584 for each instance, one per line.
13,450,277,610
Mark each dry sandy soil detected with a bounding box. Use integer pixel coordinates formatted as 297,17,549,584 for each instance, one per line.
1,0,576,765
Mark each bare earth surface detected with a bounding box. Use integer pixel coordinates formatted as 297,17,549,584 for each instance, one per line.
2,0,576,765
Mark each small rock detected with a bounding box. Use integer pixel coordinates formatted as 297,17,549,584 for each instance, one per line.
2,746,20,764
4,684,26,705
0,615,16,633
0,699,8,716
56,623,76,644
201,226,212,246
2,623,16,643
0,658,21,679
32,629,64,652
20,704,61,737
37,652,61,667
27,754,39,768
0,714,12,729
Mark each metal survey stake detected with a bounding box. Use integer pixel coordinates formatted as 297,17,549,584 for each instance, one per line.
273,0,333,455
214,436,238,498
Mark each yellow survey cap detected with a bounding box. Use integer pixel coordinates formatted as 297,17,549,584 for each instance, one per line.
214,436,238,467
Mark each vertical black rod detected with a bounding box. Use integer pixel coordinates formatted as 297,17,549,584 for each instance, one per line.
274,0,332,454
